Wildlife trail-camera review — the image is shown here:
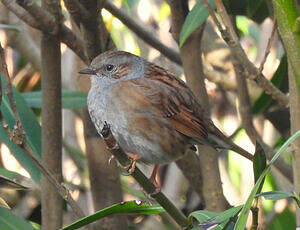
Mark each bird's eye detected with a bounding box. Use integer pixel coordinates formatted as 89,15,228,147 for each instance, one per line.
106,64,115,72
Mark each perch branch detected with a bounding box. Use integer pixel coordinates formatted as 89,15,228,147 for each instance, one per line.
203,0,289,107
0,42,85,219
100,124,188,228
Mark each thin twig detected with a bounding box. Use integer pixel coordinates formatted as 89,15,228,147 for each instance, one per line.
233,60,256,144
250,199,259,230
100,124,188,228
259,19,278,73
204,0,289,108
1,0,42,29
2,0,88,64
64,0,103,61
63,0,91,25
0,42,85,219
104,1,182,65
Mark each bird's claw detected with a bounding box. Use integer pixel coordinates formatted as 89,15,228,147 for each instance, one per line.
108,155,115,164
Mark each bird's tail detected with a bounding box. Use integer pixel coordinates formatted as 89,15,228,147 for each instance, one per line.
207,132,253,161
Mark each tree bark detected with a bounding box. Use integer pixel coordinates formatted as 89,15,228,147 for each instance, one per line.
41,0,63,228
272,0,300,225
289,65,300,225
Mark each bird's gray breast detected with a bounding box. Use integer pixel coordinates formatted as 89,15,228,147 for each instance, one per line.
87,84,128,138
87,86,109,136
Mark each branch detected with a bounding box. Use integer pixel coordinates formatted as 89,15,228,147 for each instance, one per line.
233,60,256,143
258,19,277,73
63,0,90,26
100,124,188,228
2,0,88,64
2,0,236,92
234,61,293,182
250,199,259,230
103,1,182,65
0,42,86,219
203,0,289,108
66,0,102,61
1,0,41,29
40,0,64,227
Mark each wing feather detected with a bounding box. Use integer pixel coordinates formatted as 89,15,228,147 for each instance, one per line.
113,63,208,139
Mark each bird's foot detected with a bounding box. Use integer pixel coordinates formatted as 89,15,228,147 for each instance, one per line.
148,165,161,195
123,153,140,175
108,155,116,164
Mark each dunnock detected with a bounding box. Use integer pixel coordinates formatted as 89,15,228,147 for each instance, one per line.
79,50,253,183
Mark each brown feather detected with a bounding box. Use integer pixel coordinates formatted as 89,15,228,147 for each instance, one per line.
112,63,208,140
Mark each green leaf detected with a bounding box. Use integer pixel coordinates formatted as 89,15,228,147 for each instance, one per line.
256,191,295,201
0,175,28,190
22,90,87,109
246,0,269,23
0,24,19,32
252,55,288,115
188,206,242,230
0,206,37,230
252,143,266,194
234,129,300,230
0,75,41,184
179,0,216,47
0,168,36,190
62,200,165,230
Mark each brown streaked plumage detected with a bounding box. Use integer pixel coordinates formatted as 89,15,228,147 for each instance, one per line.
78,50,253,187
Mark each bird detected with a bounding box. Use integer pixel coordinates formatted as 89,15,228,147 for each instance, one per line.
78,50,253,186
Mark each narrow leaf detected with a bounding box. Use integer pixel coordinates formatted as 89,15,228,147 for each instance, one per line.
22,90,87,109
62,200,165,230
0,75,41,184
188,206,242,230
0,175,28,190
0,206,36,230
179,0,216,47
253,142,266,194
234,129,300,230
252,55,287,115
256,191,295,201
0,24,19,32
0,168,36,190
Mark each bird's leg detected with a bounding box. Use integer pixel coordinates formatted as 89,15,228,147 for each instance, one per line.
108,155,115,164
125,152,140,174
149,165,161,191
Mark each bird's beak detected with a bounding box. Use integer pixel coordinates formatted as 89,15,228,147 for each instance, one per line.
78,67,96,75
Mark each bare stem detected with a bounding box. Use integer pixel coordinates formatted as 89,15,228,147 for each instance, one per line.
0,42,85,219
204,0,289,107
250,199,259,230
259,19,278,73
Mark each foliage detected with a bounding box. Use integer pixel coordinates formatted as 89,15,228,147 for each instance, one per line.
22,90,87,109
179,0,216,47
0,75,41,184
62,201,165,230
0,206,37,230
0,0,298,229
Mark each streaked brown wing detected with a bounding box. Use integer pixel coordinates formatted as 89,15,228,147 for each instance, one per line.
112,69,208,139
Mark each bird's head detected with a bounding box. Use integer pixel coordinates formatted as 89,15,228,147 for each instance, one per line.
78,50,144,81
